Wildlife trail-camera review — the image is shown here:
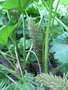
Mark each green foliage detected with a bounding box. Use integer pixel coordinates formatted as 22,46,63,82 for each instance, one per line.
0,0,20,10
50,32,68,64
45,0,50,6
0,73,10,90
0,0,39,12
0,0,68,89
59,63,68,73
56,5,67,17
61,17,68,26
9,81,35,90
0,25,13,45
0,10,8,27
0,24,18,45
0,81,9,90
18,38,31,50
60,0,68,6
36,73,68,90
0,73,9,82
52,25,64,38
9,80,45,90
26,4,39,15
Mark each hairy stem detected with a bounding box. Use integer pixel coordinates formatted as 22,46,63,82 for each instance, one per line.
44,0,54,73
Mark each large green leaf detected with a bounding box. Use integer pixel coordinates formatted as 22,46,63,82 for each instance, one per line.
0,0,20,10
0,24,18,45
60,0,68,6
18,38,31,50
53,25,64,38
20,0,33,12
50,32,68,64
0,0,39,12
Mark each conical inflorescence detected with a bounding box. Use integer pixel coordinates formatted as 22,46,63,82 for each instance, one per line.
28,17,42,62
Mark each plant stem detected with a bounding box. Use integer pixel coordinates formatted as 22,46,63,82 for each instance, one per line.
0,50,15,69
22,13,26,65
42,0,68,32
55,17,68,31
44,0,53,73
25,44,33,62
15,47,24,78
6,10,10,21
30,50,41,74
65,72,68,79
0,64,23,83
42,19,45,70
14,33,24,78
51,0,60,33
7,45,15,65
6,74,21,89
